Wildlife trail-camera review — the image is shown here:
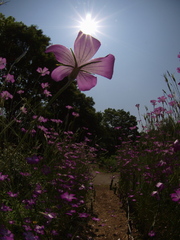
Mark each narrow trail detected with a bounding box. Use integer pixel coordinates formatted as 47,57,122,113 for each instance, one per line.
85,166,137,240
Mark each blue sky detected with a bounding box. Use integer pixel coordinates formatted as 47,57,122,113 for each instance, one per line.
1,0,180,123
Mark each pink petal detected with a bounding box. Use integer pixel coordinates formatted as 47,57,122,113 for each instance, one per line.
81,54,115,79
74,31,101,66
51,66,72,81
77,71,97,91
45,44,75,66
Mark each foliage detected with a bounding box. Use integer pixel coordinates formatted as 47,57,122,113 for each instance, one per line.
0,55,97,239
98,108,139,155
118,64,180,239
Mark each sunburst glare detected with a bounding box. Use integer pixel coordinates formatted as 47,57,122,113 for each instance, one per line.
78,13,99,35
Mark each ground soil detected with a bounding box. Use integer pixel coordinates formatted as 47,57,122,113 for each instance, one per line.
83,165,141,240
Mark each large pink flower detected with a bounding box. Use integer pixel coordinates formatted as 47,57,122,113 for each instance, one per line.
45,31,115,91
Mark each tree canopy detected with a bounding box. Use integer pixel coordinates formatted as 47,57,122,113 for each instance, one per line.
0,14,139,155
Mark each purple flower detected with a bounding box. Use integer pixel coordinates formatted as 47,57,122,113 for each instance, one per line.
43,89,52,97
0,91,13,100
23,231,40,240
7,191,18,197
0,172,8,181
78,213,89,218
170,188,180,203
173,139,180,152
61,192,77,202
45,31,115,91
0,225,14,240
157,96,167,103
156,182,164,191
41,82,49,89
148,230,156,237
36,67,50,76
1,204,12,212
150,100,157,106
177,67,180,73
72,112,79,117
26,155,40,164
151,191,160,200
17,90,24,94
66,105,73,109
34,225,44,235
0,57,6,69
3,74,15,83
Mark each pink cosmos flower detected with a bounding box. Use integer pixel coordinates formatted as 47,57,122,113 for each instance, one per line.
156,182,164,191
17,90,24,94
72,112,79,117
0,57,6,69
45,31,115,91
168,100,177,106
170,188,180,203
0,91,13,100
150,100,157,106
173,139,180,152
7,191,19,197
0,225,14,240
0,172,9,181
43,89,52,97
3,74,15,83
78,213,89,218
66,105,73,109
61,192,77,202
41,82,49,89
36,67,50,76
157,96,167,103
148,230,156,237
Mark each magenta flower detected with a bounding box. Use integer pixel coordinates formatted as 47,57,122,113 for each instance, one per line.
1,204,12,212
3,74,15,83
0,225,14,240
72,112,79,117
17,90,24,94
7,191,19,197
148,230,156,237
45,31,115,91
26,155,40,164
23,232,39,240
78,212,89,218
156,182,164,191
173,139,180,152
157,96,167,103
0,57,6,69
43,89,52,97
61,192,77,202
0,91,13,100
0,172,9,181
41,82,49,89
170,188,180,203
150,100,157,106
36,67,50,76
66,105,73,109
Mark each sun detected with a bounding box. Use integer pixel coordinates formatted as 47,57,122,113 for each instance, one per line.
78,13,99,35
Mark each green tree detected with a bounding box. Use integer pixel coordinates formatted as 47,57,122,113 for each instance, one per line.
99,108,138,154
0,14,101,143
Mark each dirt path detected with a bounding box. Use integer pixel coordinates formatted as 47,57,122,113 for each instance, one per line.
85,166,132,240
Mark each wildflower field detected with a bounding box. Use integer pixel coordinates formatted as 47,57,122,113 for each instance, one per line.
117,70,180,239
0,24,180,240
